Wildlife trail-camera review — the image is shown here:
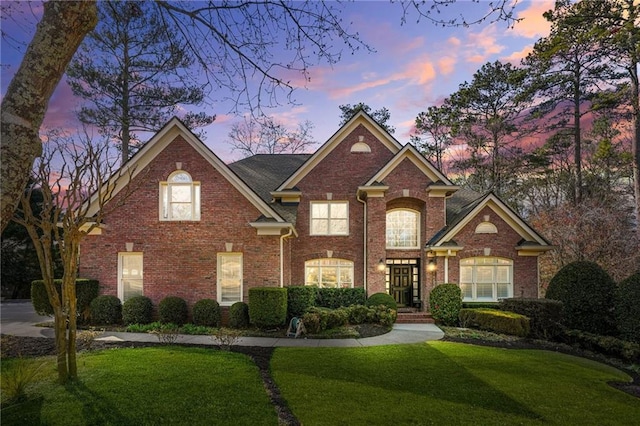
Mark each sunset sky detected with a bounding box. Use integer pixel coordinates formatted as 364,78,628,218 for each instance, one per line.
1,0,555,163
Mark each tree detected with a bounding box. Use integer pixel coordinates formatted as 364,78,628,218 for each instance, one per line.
12,131,138,383
227,116,316,157
66,1,215,165
412,104,454,172
339,103,395,134
0,1,97,233
523,0,621,205
443,61,534,202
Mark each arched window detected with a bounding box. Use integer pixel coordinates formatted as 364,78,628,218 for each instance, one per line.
160,171,201,221
305,258,354,288
459,257,513,301
386,209,420,249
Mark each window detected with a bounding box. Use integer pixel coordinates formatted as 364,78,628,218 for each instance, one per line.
310,202,348,235
386,209,420,248
459,257,512,301
218,253,242,305
160,171,201,221
305,258,353,288
118,253,143,301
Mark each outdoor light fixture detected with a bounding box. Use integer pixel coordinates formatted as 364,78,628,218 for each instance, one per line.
377,259,386,272
427,256,437,272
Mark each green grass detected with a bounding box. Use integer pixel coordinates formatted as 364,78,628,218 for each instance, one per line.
0,347,278,426
271,341,640,425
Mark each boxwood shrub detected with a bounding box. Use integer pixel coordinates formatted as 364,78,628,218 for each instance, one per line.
365,292,397,310
287,286,317,318
122,295,153,325
459,308,530,337
429,283,462,326
31,278,99,322
229,301,250,329
249,287,287,328
616,272,640,343
315,288,366,309
158,296,188,326
192,299,221,327
500,298,563,340
90,295,122,325
545,261,617,335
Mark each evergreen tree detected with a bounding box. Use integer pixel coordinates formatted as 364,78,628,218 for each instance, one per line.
338,103,396,134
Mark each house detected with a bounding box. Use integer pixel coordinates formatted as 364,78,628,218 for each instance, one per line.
79,111,552,311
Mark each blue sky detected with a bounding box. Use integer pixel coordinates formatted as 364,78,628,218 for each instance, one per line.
1,0,554,163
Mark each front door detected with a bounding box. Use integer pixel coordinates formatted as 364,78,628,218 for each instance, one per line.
390,265,412,307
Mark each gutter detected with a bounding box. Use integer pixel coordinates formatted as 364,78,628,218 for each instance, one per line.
280,227,294,287
356,191,367,294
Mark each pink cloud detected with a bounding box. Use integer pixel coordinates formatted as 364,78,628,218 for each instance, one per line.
501,46,534,66
512,0,554,39
437,56,457,76
463,25,505,64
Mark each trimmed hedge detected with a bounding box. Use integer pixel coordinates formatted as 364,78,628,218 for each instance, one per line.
315,288,366,309
31,279,99,322
365,292,397,310
562,329,640,363
192,299,222,327
287,286,317,318
90,295,122,325
158,296,188,326
429,284,462,326
459,308,530,337
616,272,640,343
545,261,617,335
122,296,153,325
249,287,287,329
500,298,563,340
229,301,250,329
301,304,396,334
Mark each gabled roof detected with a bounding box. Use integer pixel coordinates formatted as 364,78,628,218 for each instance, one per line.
276,110,403,191
85,117,289,223
428,191,551,248
363,143,454,187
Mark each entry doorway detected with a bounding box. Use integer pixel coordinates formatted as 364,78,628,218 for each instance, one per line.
385,259,419,307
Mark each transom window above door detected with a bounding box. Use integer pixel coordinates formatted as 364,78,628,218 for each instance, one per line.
160,171,201,221
310,201,348,235
386,209,420,249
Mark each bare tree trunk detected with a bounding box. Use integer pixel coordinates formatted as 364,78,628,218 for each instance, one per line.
0,1,97,233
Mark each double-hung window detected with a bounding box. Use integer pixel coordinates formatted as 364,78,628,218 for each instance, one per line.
459,257,513,301
160,171,201,221
310,201,348,235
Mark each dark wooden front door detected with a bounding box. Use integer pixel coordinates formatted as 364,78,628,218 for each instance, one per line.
390,265,412,307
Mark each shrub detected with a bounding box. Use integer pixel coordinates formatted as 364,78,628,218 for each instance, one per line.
31,278,99,322
301,312,322,334
249,287,287,329
287,286,317,318
545,261,617,335
229,301,250,329
347,304,371,324
316,288,366,309
158,296,188,326
562,329,640,363
500,298,563,340
90,295,122,325
365,292,397,310
192,299,221,327
616,272,640,343
429,284,462,326
372,305,397,327
459,308,530,337
122,296,153,325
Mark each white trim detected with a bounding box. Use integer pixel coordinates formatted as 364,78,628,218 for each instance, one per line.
386,208,420,249
217,252,243,306
117,252,143,302
310,201,349,236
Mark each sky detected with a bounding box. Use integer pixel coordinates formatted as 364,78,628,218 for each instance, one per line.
1,0,555,163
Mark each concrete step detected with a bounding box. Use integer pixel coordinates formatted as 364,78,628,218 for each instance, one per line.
396,312,434,324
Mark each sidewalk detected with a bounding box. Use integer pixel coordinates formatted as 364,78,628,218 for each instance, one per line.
1,301,444,348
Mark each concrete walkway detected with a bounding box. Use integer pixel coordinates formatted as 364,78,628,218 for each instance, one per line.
1,300,444,348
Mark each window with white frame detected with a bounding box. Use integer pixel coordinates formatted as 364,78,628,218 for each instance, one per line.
118,252,143,301
310,201,348,235
386,209,420,248
217,253,243,305
305,258,353,288
160,171,201,221
459,257,513,301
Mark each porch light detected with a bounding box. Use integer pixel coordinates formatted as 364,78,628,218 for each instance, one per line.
377,259,386,272
427,256,437,272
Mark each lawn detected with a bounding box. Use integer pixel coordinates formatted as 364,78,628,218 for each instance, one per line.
0,347,278,426
271,341,640,425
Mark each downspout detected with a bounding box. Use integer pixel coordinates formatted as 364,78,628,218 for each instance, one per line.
357,192,367,294
280,227,293,288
